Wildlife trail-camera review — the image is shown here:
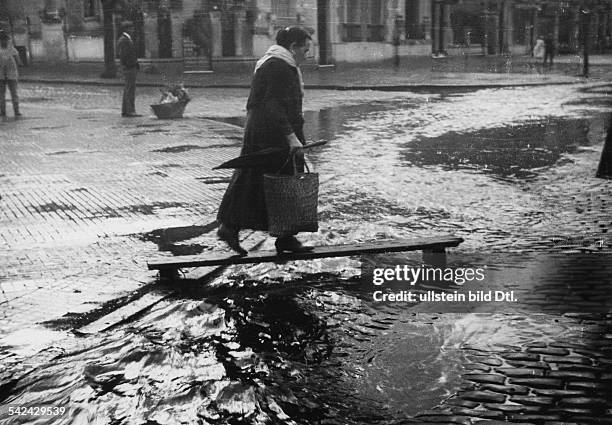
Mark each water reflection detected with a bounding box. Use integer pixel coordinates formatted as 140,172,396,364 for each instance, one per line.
4,261,610,424
0,280,467,424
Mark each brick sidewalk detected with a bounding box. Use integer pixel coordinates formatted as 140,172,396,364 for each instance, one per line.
0,105,244,351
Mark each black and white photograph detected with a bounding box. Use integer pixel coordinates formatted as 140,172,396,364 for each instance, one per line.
1,0,612,424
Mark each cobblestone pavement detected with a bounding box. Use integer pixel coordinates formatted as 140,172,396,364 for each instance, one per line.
412,315,612,425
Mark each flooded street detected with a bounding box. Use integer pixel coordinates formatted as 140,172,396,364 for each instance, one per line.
2,83,612,424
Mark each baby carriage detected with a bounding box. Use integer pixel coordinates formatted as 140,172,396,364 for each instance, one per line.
151,84,191,119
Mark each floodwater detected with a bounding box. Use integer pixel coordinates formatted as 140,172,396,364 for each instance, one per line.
2,84,612,424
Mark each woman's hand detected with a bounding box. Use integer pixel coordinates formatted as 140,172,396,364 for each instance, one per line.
286,133,304,157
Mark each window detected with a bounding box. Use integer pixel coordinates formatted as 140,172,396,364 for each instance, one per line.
272,0,290,19
271,0,296,28
83,0,98,18
345,2,361,24
367,0,384,41
343,1,362,41
513,8,532,45
369,0,382,24
341,0,386,42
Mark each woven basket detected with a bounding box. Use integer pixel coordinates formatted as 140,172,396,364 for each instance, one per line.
151,101,187,119
264,169,319,237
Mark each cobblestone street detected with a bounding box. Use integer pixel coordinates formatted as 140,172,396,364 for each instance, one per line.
2,73,612,424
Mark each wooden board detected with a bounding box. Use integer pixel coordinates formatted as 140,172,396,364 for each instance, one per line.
147,236,464,271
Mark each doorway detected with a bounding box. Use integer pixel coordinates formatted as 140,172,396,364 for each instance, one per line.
221,9,235,57
158,9,172,58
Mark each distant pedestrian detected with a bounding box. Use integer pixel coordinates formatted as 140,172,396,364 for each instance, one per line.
533,36,544,58
543,33,554,68
117,22,140,117
0,30,21,118
532,36,545,73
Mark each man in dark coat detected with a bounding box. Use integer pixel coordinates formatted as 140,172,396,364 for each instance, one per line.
117,22,140,117
217,27,313,255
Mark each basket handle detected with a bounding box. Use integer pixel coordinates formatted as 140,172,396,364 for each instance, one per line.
276,151,310,175
275,140,325,174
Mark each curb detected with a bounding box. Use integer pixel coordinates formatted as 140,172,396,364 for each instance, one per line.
316,80,585,91
19,77,587,92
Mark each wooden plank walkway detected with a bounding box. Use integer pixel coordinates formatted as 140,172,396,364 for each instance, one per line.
147,236,464,279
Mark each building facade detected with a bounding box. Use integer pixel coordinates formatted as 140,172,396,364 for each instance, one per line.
1,0,610,66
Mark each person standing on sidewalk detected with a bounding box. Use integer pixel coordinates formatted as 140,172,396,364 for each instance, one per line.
543,33,555,68
216,27,314,255
0,30,21,118
532,36,545,73
117,22,141,117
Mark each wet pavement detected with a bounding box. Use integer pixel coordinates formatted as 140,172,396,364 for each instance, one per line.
1,80,612,424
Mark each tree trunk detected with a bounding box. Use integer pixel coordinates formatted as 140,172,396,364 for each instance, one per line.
100,0,117,79
582,8,590,77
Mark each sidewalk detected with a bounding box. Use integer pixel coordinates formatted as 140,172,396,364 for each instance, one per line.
18,53,609,90
0,105,247,382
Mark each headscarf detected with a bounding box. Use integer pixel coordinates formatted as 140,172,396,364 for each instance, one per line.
254,44,304,95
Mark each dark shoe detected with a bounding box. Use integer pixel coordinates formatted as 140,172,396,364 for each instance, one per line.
275,236,314,254
217,225,247,256
122,113,142,117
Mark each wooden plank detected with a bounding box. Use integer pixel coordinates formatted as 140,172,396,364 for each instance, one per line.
147,236,464,270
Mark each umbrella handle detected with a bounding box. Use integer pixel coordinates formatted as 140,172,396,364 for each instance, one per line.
302,140,327,149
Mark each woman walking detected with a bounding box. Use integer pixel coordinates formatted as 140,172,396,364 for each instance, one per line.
217,26,314,255
0,30,21,118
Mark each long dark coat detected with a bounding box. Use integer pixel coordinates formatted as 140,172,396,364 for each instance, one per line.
217,57,305,231
117,34,139,70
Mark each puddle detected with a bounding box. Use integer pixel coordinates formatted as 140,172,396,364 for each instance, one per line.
32,202,77,213
401,117,591,181
0,327,69,358
196,176,232,184
118,202,187,216
45,150,78,156
152,145,208,153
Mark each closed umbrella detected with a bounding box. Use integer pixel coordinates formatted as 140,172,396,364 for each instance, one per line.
213,140,327,170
